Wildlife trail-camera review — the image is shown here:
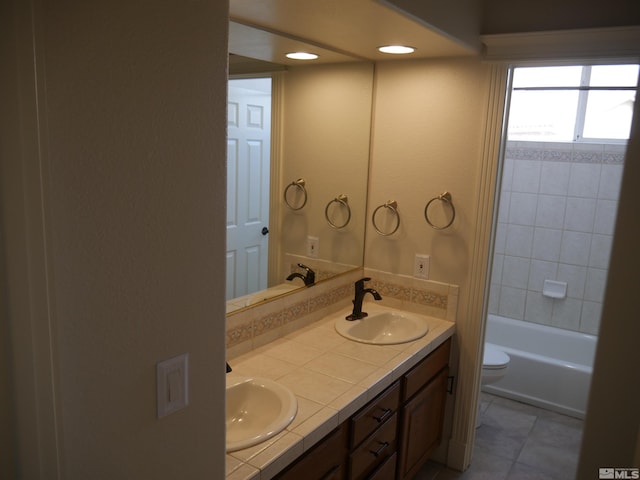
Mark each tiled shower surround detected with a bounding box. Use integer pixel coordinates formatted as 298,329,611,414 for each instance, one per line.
489,140,626,335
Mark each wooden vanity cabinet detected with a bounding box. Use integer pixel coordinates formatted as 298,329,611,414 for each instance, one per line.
275,338,451,480
275,424,348,480
275,381,401,480
397,339,451,480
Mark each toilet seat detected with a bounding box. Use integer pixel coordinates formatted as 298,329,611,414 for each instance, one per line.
483,344,510,370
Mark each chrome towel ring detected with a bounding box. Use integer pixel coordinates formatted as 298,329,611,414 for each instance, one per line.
424,191,456,230
325,194,351,229
284,178,308,210
372,200,400,236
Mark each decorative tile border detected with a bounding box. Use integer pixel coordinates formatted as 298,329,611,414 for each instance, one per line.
364,268,459,322
506,145,545,161
371,279,411,302
505,141,626,165
542,149,573,162
411,289,448,309
603,150,626,164
369,277,448,310
373,280,449,310
226,272,360,351
226,319,253,348
281,300,308,324
253,312,284,337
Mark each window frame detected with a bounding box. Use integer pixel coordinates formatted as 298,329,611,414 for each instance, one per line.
509,64,639,144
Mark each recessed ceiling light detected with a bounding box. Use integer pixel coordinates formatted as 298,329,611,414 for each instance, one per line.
286,52,319,60
378,45,416,55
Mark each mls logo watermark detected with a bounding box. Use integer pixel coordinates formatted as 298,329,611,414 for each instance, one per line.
599,468,640,479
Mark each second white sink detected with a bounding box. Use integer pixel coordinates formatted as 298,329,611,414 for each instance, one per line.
335,306,429,345
226,376,297,452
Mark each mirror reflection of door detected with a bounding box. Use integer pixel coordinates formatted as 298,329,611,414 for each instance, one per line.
226,78,272,301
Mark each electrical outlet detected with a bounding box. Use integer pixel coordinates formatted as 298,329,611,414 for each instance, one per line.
414,254,430,279
307,236,319,258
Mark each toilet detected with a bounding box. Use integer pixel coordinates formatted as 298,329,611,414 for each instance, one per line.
481,343,510,386
478,343,510,427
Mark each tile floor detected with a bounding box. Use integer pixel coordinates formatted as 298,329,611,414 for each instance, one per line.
414,393,584,480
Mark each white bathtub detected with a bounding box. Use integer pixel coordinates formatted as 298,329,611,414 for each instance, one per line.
483,314,597,419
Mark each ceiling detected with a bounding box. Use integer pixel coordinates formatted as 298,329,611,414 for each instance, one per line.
229,0,478,65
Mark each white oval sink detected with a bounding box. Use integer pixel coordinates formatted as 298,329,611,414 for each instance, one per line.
335,308,429,345
226,376,297,452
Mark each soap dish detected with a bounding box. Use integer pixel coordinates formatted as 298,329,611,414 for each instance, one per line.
542,280,567,299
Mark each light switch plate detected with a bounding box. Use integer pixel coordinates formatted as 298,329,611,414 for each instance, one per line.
157,353,189,418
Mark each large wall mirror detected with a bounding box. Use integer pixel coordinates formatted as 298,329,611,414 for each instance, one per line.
226,21,374,313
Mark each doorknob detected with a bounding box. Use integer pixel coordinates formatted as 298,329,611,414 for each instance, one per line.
261,227,269,236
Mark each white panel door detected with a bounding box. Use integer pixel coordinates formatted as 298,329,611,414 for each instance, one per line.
226,79,271,300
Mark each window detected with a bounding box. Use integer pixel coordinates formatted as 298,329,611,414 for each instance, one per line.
507,64,639,143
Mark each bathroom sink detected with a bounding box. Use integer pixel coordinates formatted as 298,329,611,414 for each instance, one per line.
244,283,299,306
335,308,429,345
226,376,297,452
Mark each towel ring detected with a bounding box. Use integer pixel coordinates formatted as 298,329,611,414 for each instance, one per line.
325,194,351,229
372,200,400,236
284,178,308,210
424,191,456,230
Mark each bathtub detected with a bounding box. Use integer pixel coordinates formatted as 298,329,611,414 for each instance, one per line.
483,314,597,419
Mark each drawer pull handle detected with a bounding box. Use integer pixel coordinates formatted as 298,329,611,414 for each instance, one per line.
369,441,389,457
373,408,392,423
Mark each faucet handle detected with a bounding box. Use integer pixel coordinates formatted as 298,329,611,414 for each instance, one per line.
355,277,371,288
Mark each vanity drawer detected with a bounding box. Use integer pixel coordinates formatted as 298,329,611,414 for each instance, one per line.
348,412,397,480
349,380,400,448
403,339,450,401
367,452,397,480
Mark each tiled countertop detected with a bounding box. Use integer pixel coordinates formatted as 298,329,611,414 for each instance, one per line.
225,303,456,480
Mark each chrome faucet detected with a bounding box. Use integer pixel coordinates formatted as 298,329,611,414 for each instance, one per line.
346,277,382,320
286,263,316,286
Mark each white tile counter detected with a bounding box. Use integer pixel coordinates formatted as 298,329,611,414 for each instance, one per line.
225,304,455,480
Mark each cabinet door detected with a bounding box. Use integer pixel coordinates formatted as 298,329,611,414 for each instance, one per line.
276,424,346,480
397,368,449,480
403,339,450,401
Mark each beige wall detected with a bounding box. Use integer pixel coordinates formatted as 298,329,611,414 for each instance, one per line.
279,63,374,277
366,58,500,466
0,1,18,476
366,53,640,471
1,0,228,478
366,57,492,315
